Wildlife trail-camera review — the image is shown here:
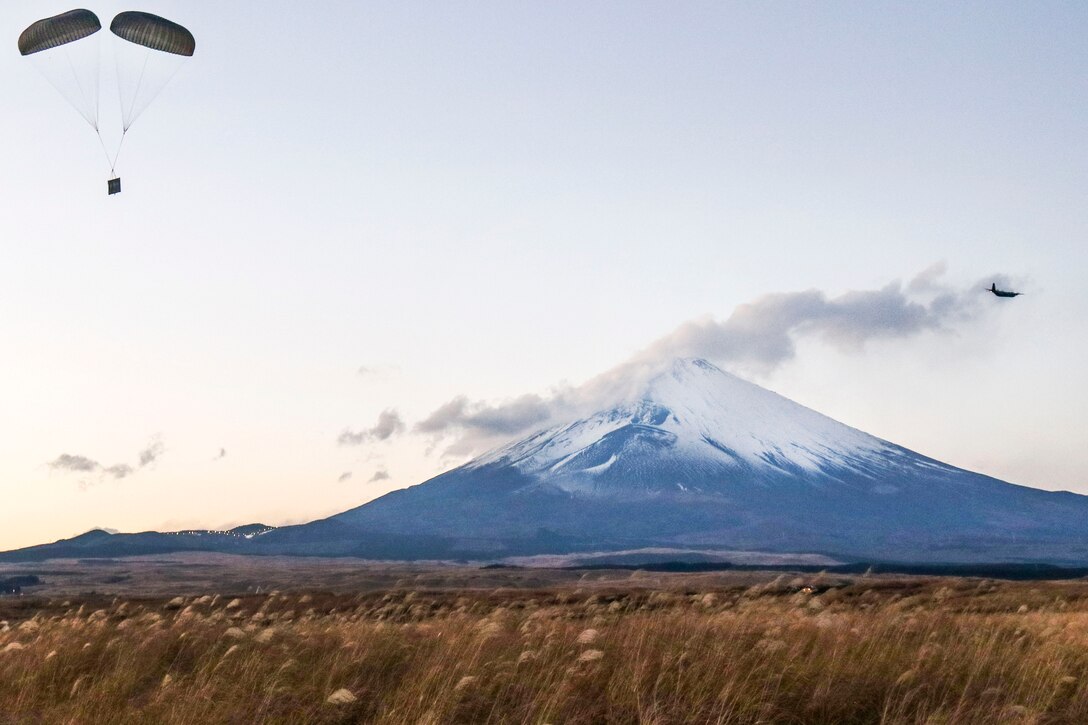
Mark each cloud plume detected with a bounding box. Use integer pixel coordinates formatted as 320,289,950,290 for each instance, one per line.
415,267,1012,458
48,454,100,473
48,437,166,486
102,464,135,480
338,409,406,446
416,394,552,439
634,282,955,373
138,439,165,468
357,364,400,378
49,455,135,480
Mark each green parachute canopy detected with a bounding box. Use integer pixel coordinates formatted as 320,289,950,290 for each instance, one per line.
110,11,195,57
18,9,101,56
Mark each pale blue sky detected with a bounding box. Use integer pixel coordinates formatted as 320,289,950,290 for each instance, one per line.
2,1,1086,550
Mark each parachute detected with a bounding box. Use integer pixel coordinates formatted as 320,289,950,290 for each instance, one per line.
18,9,101,56
18,9,195,194
110,12,195,133
18,10,103,129
110,12,196,56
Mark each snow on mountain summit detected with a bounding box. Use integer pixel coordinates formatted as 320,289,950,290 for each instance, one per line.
474,357,894,487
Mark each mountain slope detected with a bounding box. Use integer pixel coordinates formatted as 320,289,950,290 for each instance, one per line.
330,359,1088,562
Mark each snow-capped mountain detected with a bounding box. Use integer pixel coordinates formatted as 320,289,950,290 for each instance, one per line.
470,358,909,496
329,358,1088,562
6,358,1088,564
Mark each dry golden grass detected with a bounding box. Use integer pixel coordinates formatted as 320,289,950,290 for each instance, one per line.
2,574,1088,724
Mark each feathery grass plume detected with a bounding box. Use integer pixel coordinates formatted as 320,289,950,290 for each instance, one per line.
69,675,85,697
326,688,356,704
576,628,599,645
476,621,502,640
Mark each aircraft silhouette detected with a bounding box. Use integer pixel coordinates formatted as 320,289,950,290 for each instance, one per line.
987,283,1022,298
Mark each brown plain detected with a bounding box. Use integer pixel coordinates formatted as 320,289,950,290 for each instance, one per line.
1,554,1087,724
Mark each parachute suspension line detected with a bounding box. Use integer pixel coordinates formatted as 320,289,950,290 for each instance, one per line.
118,48,185,131
129,59,185,128
63,47,96,129
88,38,107,173
29,59,88,126
91,125,126,176
123,48,153,132
95,128,115,174
109,129,129,174
93,38,101,133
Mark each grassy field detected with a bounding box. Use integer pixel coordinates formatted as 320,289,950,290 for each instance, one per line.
3,566,1088,724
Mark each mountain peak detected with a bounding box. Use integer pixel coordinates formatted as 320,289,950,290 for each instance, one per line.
639,356,731,392
635,355,890,471
642,357,752,405
472,356,892,487
665,356,722,375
